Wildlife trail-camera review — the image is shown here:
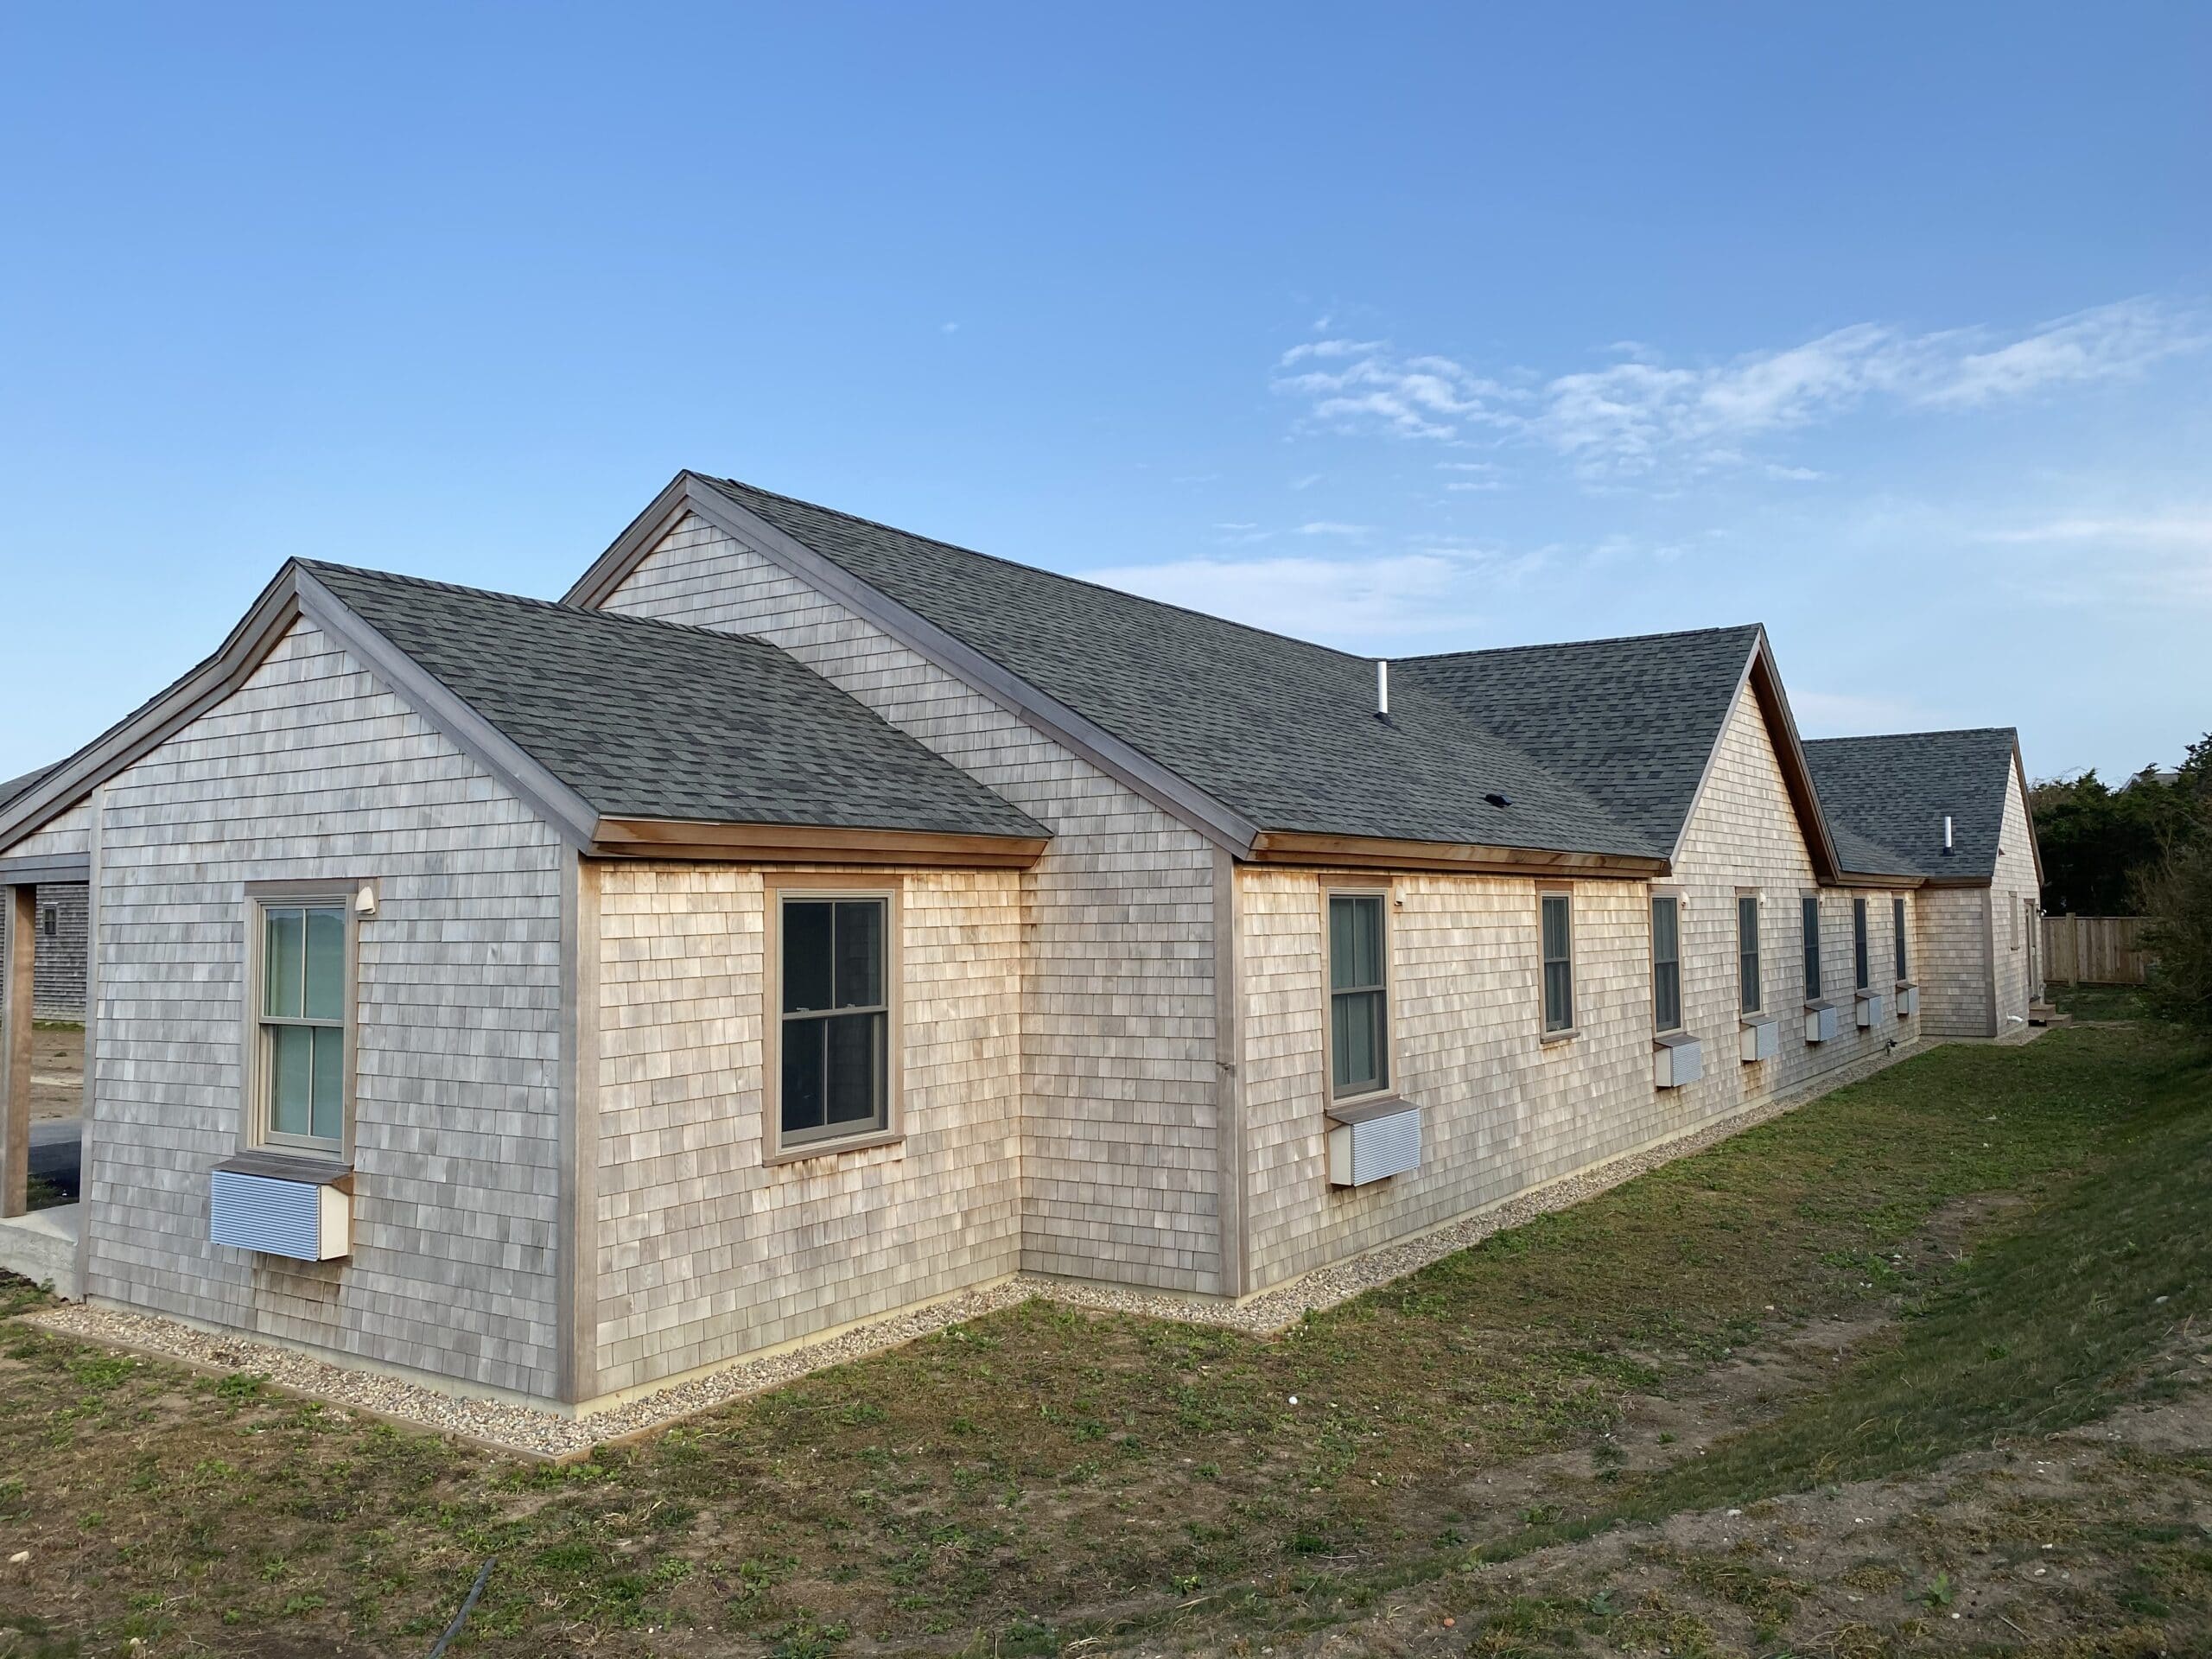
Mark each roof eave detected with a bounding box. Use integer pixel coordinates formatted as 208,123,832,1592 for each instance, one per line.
591,817,1051,869
1247,830,1668,879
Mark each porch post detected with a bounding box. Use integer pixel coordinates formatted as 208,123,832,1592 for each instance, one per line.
1,884,32,1217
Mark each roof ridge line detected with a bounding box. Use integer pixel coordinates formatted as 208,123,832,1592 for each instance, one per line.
696,474,1381,666
1803,725,2018,745
301,559,780,649
1399,621,1764,665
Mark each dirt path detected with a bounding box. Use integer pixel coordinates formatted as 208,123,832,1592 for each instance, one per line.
29,1024,79,1119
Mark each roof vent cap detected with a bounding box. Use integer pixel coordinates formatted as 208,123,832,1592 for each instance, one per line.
1484,792,1511,810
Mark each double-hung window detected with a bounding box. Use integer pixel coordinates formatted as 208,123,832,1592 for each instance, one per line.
1802,895,1822,1000
1327,892,1389,1099
1853,898,1871,991
1893,896,1909,981
776,893,893,1152
1650,895,1682,1033
1738,895,1761,1014
1541,891,1574,1034
255,898,350,1155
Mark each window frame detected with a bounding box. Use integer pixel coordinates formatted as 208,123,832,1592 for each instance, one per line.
1853,896,1871,992
1892,895,1909,983
1738,893,1762,1015
1801,893,1822,1003
762,875,905,1165
1540,887,1577,1039
1321,882,1395,1105
1650,892,1683,1033
242,880,364,1162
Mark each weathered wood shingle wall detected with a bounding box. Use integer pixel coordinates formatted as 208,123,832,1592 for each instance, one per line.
88,620,569,1399
591,862,1023,1396
596,513,1224,1295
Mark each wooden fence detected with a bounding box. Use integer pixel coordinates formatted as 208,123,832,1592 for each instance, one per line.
2041,914,2152,985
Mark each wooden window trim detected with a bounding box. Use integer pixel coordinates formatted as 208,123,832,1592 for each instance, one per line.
1320,881,1397,1109
240,878,366,1165
1801,891,1823,1007
1539,885,1577,1042
761,874,906,1166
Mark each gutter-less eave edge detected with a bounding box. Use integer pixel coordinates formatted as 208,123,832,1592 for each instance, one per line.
1246,830,1669,880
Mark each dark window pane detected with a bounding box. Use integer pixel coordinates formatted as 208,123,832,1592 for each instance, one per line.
1329,894,1383,993
833,900,885,1009
1854,899,1870,988
269,1024,314,1138
1542,894,1571,963
310,1027,344,1142
1329,895,1356,990
782,902,834,1014
824,1010,883,1125
1894,898,1908,979
264,907,303,1019
1655,962,1681,1031
1738,896,1761,1013
781,1015,827,1133
1545,959,1573,1031
1651,897,1679,965
303,907,346,1021
1331,988,1384,1096
1802,897,1821,997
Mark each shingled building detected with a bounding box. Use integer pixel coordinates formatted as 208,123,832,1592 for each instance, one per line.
0,472,2043,1413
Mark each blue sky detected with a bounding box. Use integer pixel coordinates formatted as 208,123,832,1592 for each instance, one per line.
3,3,2207,785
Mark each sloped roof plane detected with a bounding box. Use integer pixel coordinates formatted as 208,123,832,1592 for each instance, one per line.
1802,728,2026,882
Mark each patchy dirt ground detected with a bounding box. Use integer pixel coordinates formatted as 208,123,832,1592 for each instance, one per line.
29,1025,79,1121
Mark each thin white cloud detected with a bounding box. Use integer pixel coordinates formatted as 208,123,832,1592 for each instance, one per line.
1294,520,1373,537
1273,296,2209,475
1980,514,2212,547
939,321,960,334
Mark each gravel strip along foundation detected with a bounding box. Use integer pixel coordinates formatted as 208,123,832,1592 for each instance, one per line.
23,1042,1919,1458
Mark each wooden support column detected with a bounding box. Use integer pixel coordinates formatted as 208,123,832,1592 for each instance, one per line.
1,885,32,1217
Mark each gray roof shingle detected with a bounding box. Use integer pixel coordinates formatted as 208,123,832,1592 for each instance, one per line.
1396,626,1764,854
696,476,1662,858
304,562,1046,841
1802,728,2020,880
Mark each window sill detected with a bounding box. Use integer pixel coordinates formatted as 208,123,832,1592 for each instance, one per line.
765,1128,904,1167
217,1149,353,1190
1540,1027,1579,1046
1325,1096,1411,1128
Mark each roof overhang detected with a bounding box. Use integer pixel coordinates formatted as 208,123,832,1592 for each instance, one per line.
1831,869,1927,890
1246,830,1667,880
0,851,91,885
592,817,1050,869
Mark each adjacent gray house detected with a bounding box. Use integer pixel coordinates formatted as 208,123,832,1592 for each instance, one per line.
0,472,2044,1414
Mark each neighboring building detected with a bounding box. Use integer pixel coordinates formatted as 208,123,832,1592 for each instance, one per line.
0,472,2037,1413
0,766,88,1021
1803,729,2045,1037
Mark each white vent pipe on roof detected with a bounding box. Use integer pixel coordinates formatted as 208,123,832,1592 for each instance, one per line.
1943,815,1954,852
1377,658,1389,718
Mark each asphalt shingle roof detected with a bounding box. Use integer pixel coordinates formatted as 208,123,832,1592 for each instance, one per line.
304,563,1046,840
1802,728,2020,880
696,477,1662,858
0,766,56,817
1396,627,1764,855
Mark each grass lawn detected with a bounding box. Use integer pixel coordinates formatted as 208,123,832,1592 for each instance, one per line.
2050,981,2152,1022
0,1024,2204,1656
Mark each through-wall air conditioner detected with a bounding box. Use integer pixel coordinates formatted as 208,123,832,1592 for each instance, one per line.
1897,984,1918,1018
1652,1032,1703,1089
1804,999,1839,1044
1740,1015,1780,1063
1855,990,1885,1028
1325,1100,1421,1187
209,1153,353,1262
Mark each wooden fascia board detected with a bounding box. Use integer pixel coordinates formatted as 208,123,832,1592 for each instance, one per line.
590,817,1050,869
0,853,92,885
0,570,307,857
568,474,1265,858
1246,830,1668,880
1917,874,1996,890
2012,741,2046,889
561,472,696,611
294,569,604,849
1743,633,1845,883
1831,870,1927,890
1665,641,1760,871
